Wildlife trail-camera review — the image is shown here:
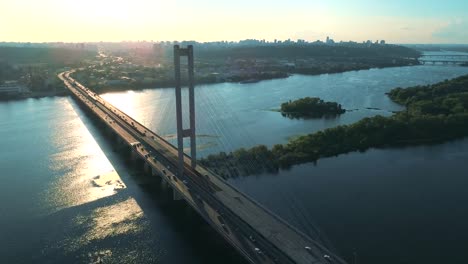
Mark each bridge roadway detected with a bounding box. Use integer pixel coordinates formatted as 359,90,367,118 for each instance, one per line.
421,54,468,58
419,54,468,65
59,70,347,264
419,60,468,65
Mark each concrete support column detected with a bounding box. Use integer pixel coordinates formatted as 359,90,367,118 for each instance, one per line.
151,167,159,177
161,178,170,189
117,137,125,146
173,189,183,201
187,46,196,168
174,45,197,178
143,162,151,174
130,150,139,161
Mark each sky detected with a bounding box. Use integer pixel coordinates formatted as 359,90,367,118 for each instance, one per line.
1,0,468,44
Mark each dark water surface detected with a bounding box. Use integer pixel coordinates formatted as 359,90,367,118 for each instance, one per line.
232,140,468,264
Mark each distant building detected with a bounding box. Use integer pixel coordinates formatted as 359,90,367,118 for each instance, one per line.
380,40,386,45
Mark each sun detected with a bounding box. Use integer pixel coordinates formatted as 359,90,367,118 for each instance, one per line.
67,0,139,22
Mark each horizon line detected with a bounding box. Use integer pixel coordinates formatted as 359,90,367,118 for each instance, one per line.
2,40,468,46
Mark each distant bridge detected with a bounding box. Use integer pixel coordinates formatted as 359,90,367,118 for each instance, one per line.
419,54,468,65
58,45,347,264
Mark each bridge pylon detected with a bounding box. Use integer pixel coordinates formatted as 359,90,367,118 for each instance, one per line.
173,45,196,176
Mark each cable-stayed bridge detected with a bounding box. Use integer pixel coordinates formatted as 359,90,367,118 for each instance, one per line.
58,45,347,264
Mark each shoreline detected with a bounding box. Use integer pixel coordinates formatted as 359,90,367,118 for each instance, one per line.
0,90,69,102
89,62,420,94
2,61,421,100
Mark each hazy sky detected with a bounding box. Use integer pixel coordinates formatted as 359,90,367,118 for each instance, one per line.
1,0,467,43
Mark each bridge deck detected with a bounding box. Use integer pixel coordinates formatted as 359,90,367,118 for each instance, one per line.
59,70,347,264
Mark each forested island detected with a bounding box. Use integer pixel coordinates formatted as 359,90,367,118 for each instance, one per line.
281,97,345,118
200,74,468,178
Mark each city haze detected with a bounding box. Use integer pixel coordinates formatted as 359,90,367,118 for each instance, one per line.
1,0,468,43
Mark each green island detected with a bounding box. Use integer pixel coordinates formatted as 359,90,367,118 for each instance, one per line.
280,97,345,118
199,74,468,178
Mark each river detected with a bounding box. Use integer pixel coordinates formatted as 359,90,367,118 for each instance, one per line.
1,54,468,263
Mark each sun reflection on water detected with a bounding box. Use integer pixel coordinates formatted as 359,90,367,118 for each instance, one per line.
72,197,145,248
41,196,148,264
37,99,152,263
101,91,139,120
101,89,175,136
42,99,124,214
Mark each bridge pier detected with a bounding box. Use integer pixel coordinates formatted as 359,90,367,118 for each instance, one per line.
112,136,129,153
143,162,152,175
173,189,184,201
103,125,113,136
161,177,170,189
151,167,160,177
174,45,197,176
130,149,139,161
116,136,125,147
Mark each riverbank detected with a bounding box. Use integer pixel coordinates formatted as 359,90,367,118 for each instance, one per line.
71,47,420,94
292,58,419,75
74,71,291,94
74,61,419,94
0,89,69,101
199,74,468,178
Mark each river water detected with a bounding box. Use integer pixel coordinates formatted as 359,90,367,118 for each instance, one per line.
2,55,468,263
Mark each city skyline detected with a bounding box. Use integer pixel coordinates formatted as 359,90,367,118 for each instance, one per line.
1,0,468,44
